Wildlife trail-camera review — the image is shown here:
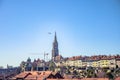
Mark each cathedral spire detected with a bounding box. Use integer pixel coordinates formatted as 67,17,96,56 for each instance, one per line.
54,32,57,42
52,32,59,61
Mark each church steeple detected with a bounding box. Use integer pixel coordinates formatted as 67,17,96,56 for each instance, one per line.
52,32,59,61
54,32,57,42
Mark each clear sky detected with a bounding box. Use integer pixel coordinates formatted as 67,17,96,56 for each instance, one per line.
0,0,120,67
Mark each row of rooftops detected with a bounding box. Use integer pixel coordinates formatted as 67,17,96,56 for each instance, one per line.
10,71,120,80
21,58,45,65
21,54,120,64
11,71,64,80
63,54,120,61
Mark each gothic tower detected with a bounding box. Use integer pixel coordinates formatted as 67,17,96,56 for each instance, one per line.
52,32,59,61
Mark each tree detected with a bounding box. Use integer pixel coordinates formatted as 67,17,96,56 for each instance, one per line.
49,61,56,71
107,72,114,80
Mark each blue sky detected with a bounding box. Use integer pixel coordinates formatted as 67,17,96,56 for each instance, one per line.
0,0,120,67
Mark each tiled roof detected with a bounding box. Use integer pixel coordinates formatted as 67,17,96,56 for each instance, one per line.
12,71,64,80
47,79,81,80
115,77,120,80
81,78,109,80
64,55,119,61
14,72,31,78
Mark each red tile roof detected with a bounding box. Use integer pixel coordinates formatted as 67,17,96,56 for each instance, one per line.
12,71,64,80
81,78,109,80
115,77,120,80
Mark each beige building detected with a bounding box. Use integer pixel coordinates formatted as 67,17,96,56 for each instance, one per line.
56,59,82,67
99,59,110,68
92,60,100,68
109,59,116,68
74,60,82,67
55,56,119,68
82,60,87,67
66,60,75,66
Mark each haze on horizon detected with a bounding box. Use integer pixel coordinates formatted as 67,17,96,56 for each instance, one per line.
0,0,120,67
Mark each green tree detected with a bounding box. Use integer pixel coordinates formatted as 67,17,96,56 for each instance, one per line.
107,72,114,80
49,61,56,71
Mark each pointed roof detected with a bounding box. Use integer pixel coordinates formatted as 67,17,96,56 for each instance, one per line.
27,57,31,62
54,32,57,42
